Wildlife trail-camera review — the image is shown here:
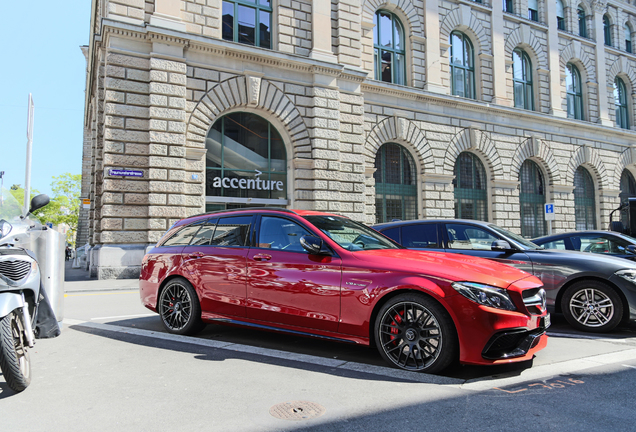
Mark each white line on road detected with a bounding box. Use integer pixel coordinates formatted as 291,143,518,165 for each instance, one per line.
91,314,156,320
62,318,636,390
547,331,634,343
623,364,636,369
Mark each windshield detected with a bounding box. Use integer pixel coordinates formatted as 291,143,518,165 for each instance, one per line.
488,224,544,250
303,215,402,251
0,188,24,221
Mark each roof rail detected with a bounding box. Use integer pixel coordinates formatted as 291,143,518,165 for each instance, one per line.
187,207,297,219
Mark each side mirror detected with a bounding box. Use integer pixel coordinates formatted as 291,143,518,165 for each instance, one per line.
627,245,636,254
491,240,512,251
300,235,330,255
29,194,50,214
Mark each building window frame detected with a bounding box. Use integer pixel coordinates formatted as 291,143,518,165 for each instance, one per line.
513,49,534,111
520,160,547,238
503,0,514,14
556,0,566,30
450,31,476,99
566,63,584,120
574,166,597,230
620,169,636,226
454,152,488,221
221,0,272,49
528,0,539,21
373,10,407,86
604,14,612,46
374,143,417,223
578,7,587,37
615,77,630,129
625,23,632,53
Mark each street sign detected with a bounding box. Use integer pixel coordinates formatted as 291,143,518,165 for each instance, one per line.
82,199,90,209
545,203,555,221
109,169,143,177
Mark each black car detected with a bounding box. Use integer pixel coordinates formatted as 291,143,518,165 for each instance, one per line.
533,230,636,262
373,219,636,333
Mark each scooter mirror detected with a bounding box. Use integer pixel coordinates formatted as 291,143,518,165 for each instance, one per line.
29,194,50,214
0,220,11,238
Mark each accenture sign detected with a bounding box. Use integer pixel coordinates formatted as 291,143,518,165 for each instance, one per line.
210,169,284,191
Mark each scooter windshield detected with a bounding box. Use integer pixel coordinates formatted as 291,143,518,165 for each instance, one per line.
0,188,24,222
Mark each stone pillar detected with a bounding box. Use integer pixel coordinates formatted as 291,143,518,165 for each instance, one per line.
491,2,512,106
421,174,454,219
491,180,520,233
150,0,187,32
547,0,567,117
552,185,575,232
599,189,621,230
592,2,614,126
332,0,362,68
309,0,336,62
423,0,445,94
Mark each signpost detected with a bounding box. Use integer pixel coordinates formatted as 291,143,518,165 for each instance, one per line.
545,203,555,235
24,94,34,214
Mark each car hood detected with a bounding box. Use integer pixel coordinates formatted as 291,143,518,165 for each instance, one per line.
351,249,535,289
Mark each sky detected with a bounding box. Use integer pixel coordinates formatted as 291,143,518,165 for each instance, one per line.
0,2,91,199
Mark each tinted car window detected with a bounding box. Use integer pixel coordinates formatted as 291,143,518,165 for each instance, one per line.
401,224,439,248
190,219,218,246
162,223,203,246
541,239,566,250
258,216,311,252
574,234,636,255
210,216,252,247
445,224,497,250
380,227,400,243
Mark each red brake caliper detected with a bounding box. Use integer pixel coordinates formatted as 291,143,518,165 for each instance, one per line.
389,311,403,343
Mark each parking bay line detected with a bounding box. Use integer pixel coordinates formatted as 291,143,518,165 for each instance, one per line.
91,313,157,320
62,318,636,390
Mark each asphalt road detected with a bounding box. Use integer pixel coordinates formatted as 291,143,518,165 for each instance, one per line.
1,264,636,431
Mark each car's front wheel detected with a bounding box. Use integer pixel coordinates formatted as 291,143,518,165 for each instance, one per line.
158,278,205,335
374,293,457,373
561,280,623,333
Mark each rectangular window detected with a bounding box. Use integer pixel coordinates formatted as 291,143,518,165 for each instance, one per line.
222,1,234,41
557,17,565,31
211,216,252,247
401,224,440,249
528,9,538,21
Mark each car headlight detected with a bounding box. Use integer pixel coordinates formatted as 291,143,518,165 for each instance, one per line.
616,269,636,284
451,282,516,311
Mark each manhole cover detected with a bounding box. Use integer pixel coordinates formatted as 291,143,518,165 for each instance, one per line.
269,401,326,421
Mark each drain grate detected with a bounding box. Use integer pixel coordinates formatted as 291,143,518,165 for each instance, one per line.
269,401,326,421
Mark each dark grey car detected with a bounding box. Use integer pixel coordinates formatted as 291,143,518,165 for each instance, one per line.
532,230,636,262
373,219,636,333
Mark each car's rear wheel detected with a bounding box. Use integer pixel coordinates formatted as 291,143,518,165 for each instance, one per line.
374,293,457,373
158,278,205,335
561,280,623,333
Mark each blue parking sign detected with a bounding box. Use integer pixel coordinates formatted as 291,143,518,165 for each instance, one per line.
544,203,555,221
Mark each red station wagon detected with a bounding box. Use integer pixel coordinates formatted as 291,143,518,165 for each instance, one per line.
140,209,549,373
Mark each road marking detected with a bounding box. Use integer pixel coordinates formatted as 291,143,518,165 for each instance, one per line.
623,364,636,369
547,331,634,343
65,291,139,297
91,313,156,320
62,319,636,389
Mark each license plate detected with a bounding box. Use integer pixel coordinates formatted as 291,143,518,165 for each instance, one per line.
540,313,551,329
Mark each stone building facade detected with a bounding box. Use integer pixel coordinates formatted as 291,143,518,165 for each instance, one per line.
80,0,636,278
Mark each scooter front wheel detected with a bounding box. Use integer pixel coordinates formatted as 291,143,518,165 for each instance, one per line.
0,311,31,392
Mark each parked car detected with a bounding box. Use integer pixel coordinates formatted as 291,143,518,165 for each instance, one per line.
533,231,636,262
140,209,549,373
373,219,636,333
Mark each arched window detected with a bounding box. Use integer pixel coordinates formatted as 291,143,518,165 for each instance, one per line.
450,32,475,99
604,15,612,46
454,152,487,221
556,0,565,30
373,10,406,85
374,143,417,223
620,169,636,226
625,23,632,53
205,113,287,211
503,0,513,13
528,0,538,21
574,166,596,230
520,160,547,238
222,0,272,49
513,49,533,110
614,77,629,129
566,63,584,120
578,7,587,37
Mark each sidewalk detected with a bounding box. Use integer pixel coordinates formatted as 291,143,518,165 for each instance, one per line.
64,260,139,293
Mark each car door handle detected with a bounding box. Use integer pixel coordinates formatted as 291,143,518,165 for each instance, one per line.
253,253,272,261
187,252,205,259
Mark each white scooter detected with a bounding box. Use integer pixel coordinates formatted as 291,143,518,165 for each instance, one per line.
0,189,60,392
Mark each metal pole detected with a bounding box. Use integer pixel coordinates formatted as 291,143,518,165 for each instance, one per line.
24,94,34,214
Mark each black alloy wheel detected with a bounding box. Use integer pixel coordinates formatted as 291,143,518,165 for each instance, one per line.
0,311,31,392
561,280,623,333
374,293,457,373
158,278,205,335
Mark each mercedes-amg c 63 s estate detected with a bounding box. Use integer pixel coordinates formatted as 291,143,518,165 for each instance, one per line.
140,209,549,373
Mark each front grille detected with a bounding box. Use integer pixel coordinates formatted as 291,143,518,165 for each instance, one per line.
0,260,31,281
522,288,547,315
